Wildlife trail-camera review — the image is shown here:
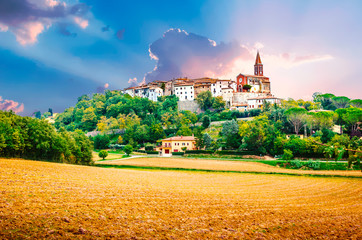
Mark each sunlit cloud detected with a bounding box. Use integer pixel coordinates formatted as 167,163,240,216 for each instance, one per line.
0,96,24,113
0,0,90,45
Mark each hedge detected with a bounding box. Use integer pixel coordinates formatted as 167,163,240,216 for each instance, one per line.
172,152,185,156
185,150,214,154
146,151,159,155
216,150,258,156
134,150,146,153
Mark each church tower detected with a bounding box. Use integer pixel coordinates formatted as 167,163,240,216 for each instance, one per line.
254,51,263,76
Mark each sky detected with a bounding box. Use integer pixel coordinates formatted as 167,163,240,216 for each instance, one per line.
0,0,361,116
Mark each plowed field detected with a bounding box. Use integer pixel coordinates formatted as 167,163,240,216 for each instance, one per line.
0,159,361,239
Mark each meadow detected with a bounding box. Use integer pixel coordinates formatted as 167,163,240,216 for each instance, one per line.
98,157,362,177
0,158,361,239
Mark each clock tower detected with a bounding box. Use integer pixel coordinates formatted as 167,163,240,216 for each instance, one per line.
254,51,263,76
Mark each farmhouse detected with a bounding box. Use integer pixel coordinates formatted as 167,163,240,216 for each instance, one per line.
161,136,196,156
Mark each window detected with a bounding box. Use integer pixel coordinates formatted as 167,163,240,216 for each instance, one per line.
185,96,187,99
187,143,189,146
182,143,185,146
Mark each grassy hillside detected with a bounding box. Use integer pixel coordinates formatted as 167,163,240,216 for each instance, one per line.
1,159,361,239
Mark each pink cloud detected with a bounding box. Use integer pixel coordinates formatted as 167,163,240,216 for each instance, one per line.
74,17,89,29
0,97,25,113
0,0,90,45
128,77,138,84
14,21,46,46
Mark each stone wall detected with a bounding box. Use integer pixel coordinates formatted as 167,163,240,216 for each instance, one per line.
178,100,200,113
233,92,269,105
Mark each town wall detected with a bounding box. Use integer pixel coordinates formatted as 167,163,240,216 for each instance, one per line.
233,92,269,104
178,100,200,113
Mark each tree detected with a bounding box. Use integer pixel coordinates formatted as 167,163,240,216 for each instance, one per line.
314,93,335,110
124,144,133,156
93,134,110,149
203,133,212,149
221,119,241,149
193,126,204,149
212,96,226,111
314,111,337,130
349,99,362,108
98,150,108,160
33,111,41,119
332,96,350,109
81,107,98,131
196,91,213,110
243,84,252,91
342,108,362,137
285,108,307,135
176,125,192,136
202,115,211,129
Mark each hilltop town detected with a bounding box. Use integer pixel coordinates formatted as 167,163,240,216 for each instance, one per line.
124,52,281,111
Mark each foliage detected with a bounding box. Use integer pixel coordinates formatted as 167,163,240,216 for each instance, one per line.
193,126,204,150
202,115,211,129
176,125,193,136
172,152,185,156
212,96,226,111
281,149,293,160
124,145,133,156
221,119,241,149
196,91,213,110
203,133,212,149
349,99,362,108
306,160,321,170
0,111,93,165
285,107,307,135
290,160,303,169
93,134,110,149
98,150,109,160
332,96,350,109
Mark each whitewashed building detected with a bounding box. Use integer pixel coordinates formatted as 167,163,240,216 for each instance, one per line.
148,87,163,102
247,96,281,109
174,83,194,101
124,87,135,97
211,80,235,97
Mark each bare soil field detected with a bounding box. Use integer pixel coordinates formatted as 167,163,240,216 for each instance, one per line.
98,157,362,177
0,158,361,239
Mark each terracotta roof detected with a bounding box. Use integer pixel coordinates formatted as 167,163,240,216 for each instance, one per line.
174,83,194,86
232,104,248,107
255,51,262,65
238,74,269,79
162,136,196,141
247,96,281,100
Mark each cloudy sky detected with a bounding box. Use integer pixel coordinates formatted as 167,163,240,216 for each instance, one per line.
0,0,361,116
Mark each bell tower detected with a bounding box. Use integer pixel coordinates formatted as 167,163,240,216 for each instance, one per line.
254,51,263,76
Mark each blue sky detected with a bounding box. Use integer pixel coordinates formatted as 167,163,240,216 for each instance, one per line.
0,0,361,116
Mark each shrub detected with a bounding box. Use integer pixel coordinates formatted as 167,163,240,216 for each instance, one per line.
145,145,154,151
281,149,294,160
172,152,185,156
202,115,211,129
124,145,133,156
93,134,110,149
290,160,303,169
307,159,321,170
216,150,258,156
185,150,214,154
98,150,108,160
146,151,159,155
